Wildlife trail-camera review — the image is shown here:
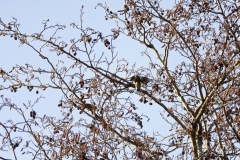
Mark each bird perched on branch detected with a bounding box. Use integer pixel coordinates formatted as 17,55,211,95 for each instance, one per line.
130,75,152,91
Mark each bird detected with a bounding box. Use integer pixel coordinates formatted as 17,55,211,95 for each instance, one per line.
130,75,152,91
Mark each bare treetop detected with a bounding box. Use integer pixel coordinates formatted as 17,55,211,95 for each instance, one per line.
0,0,240,159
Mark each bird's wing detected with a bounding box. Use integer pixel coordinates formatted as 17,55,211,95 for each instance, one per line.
141,77,152,83
130,76,136,81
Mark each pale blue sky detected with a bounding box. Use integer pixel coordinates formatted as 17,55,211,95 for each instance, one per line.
0,1,179,159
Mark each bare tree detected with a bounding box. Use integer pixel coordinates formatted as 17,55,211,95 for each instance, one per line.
0,0,240,159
